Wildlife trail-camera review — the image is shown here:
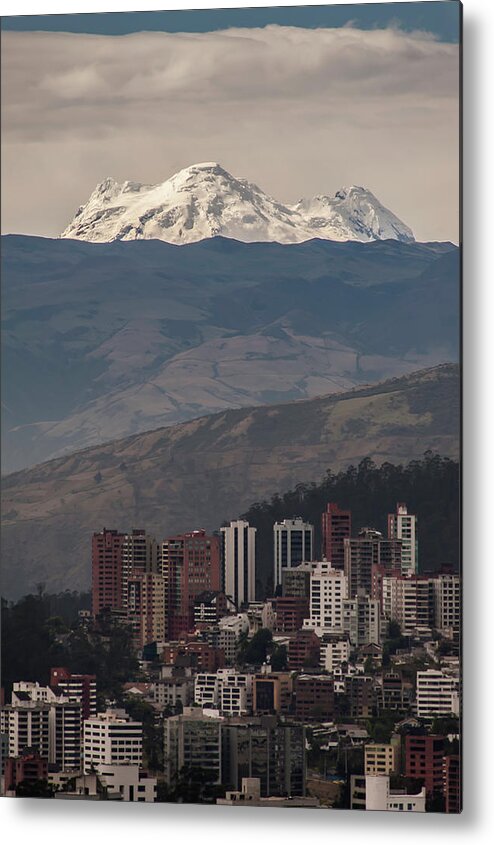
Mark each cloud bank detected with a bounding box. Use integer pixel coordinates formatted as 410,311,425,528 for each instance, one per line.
1,26,459,241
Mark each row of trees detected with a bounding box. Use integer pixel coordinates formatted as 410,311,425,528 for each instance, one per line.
242,452,460,597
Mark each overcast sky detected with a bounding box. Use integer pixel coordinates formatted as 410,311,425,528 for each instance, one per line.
1,22,460,242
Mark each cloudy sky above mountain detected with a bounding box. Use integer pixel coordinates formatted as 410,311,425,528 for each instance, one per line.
1,18,460,242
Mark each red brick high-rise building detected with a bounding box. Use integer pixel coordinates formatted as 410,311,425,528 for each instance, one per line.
322,503,351,569
160,530,221,639
405,734,445,799
50,667,97,720
92,528,126,617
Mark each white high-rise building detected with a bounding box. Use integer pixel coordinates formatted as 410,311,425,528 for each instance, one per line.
83,709,142,773
0,701,50,759
303,562,347,635
388,503,417,574
416,669,460,718
221,520,256,608
273,517,314,590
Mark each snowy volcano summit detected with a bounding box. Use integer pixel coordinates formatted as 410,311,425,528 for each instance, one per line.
61,162,414,245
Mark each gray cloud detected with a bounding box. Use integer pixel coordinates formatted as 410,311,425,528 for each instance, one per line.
1,26,459,242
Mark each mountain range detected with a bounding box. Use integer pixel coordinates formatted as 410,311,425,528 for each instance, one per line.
1,235,458,472
1,364,460,600
61,162,415,245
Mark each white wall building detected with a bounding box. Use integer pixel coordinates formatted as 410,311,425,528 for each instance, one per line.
0,702,50,759
365,775,425,812
416,669,460,718
221,520,256,608
303,562,347,635
319,638,351,673
387,503,417,575
83,709,142,773
97,763,157,802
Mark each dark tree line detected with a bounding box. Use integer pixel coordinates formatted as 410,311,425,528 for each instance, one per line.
241,452,459,597
1,590,138,701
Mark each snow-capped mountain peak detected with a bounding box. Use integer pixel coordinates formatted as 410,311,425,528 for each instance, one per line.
61,164,414,245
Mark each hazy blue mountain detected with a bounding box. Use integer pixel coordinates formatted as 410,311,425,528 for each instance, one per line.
1,235,459,472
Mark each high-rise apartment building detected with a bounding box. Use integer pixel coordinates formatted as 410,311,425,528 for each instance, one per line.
343,592,381,646
0,701,50,760
321,503,351,569
432,574,461,638
122,529,159,596
222,717,306,798
83,709,142,773
273,518,314,590
220,520,256,609
405,734,445,799
50,668,97,720
344,528,402,598
163,708,223,786
92,528,126,617
416,670,460,718
388,503,418,575
303,561,347,635
381,574,434,635
127,571,166,648
160,530,221,638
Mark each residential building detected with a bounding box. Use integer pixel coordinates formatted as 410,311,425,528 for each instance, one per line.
282,563,313,599
97,763,157,802
388,503,417,575
163,708,223,785
252,668,293,715
160,530,221,638
275,596,309,634
344,529,402,598
193,591,232,627
287,629,321,671
222,717,306,798
92,528,126,617
50,668,97,720
365,775,425,812
444,754,461,813
3,751,48,796
342,675,374,719
303,562,347,635
319,636,350,673
273,518,314,590
381,574,434,635
122,529,158,582
1,700,50,759
221,520,256,608
321,503,351,569
416,670,460,718
153,677,193,710
127,571,166,648
365,743,398,776
83,709,142,773
432,574,461,638
405,734,445,799
294,674,335,722
343,591,381,646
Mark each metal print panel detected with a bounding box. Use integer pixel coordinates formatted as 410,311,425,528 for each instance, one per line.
0,2,461,813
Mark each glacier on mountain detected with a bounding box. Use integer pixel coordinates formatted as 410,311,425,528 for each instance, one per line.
61,162,414,245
